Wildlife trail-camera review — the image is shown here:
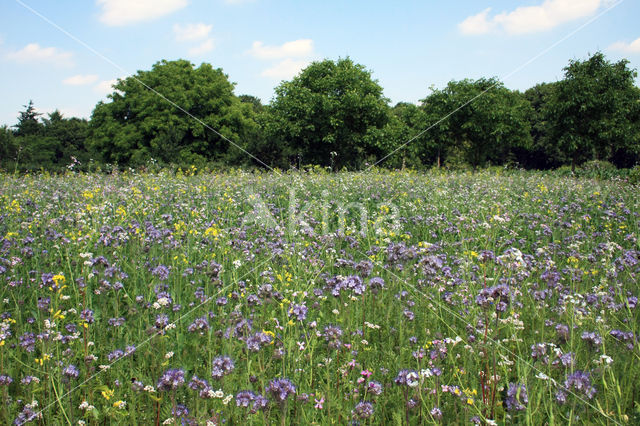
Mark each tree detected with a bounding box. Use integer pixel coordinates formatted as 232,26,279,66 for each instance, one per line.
548,52,640,170
0,126,17,171
42,110,91,169
521,82,561,169
376,102,428,169
420,78,533,169
14,100,42,137
88,59,259,168
267,58,391,169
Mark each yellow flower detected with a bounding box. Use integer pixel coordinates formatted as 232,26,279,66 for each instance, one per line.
113,400,125,408
52,274,66,286
102,389,114,400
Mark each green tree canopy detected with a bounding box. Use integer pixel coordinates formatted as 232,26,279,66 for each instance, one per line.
421,78,533,169
548,52,640,169
266,58,391,169
88,59,258,168
14,100,42,137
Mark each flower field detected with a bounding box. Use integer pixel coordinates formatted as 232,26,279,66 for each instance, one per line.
0,169,638,425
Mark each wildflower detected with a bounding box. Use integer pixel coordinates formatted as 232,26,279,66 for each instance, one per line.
288,303,308,322
80,309,95,325
352,401,374,420
211,356,234,380
0,374,13,386
430,407,443,420
102,389,115,400
267,377,296,403
236,390,256,408
314,396,325,409
556,370,596,404
152,265,170,281
157,369,185,391
62,364,79,381
323,324,343,349
246,331,272,351
581,331,602,347
113,400,126,409
504,383,528,411
394,369,419,387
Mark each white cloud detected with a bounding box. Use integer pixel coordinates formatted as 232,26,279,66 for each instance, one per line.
94,78,119,95
609,37,640,54
173,23,212,42
261,58,310,80
97,0,188,26
188,39,215,55
63,74,99,86
460,0,607,35
6,43,74,66
248,39,314,60
459,8,496,35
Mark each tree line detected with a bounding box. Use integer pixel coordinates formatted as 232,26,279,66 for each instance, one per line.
1,52,639,173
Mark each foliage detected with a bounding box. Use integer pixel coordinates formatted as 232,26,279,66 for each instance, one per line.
548,51,640,170
421,78,533,169
88,59,259,168
267,58,391,169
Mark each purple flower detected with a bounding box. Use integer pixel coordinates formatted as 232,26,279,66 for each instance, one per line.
394,369,419,387
555,324,569,342
0,374,13,386
62,364,79,380
581,331,602,347
37,297,50,311
267,377,296,403
368,277,385,294
367,381,383,396
430,407,443,420
187,316,210,334
157,369,185,391
476,284,510,312
245,332,272,352
236,390,256,408
108,349,125,362
155,314,170,330
560,370,596,402
323,324,343,350
152,265,170,281
531,343,548,362
211,356,234,380
250,394,269,414
80,309,95,324
504,382,528,411
19,332,36,352
352,401,374,419
288,303,308,322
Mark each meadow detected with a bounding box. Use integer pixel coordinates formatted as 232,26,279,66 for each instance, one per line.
0,168,638,425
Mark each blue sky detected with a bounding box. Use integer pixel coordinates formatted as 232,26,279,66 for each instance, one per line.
1,0,639,127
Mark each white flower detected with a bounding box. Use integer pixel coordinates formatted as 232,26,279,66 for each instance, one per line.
222,394,233,405
162,418,175,425
165,351,174,359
